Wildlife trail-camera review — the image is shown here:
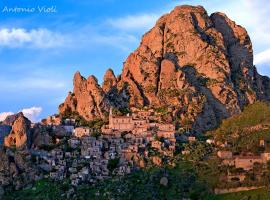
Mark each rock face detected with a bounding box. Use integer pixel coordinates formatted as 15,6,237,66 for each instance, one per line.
4,113,31,148
59,5,270,133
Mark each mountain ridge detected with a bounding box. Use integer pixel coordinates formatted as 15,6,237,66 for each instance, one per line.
59,5,270,134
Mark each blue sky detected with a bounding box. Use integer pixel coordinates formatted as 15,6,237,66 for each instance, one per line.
0,0,270,122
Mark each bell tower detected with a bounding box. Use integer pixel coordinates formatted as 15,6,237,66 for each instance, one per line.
109,107,113,129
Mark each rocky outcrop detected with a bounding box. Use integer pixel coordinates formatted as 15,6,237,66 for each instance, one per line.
2,112,24,126
4,113,31,148
59,71,109,121
102,68,117,93
0,149,41,191
30,125,52,148
59,5,270,133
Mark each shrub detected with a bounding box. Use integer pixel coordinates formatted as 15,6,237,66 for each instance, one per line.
107,158,120,172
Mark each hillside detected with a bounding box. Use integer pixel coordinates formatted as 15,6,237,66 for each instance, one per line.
209,101,270,153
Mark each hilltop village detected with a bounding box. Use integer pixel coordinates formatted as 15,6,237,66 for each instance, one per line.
34,107,179,186
2,103,270,198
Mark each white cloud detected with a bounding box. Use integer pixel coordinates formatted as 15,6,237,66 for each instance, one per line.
107,14,159,31
21,107,42,122
0,28,69,49
0,112,14,122
0,107,43,122
254,49,270,65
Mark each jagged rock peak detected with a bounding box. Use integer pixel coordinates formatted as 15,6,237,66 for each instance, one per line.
73,71,85,81
2,112,24,126
59,70,108,121
87,75,99,86
102,68,117,92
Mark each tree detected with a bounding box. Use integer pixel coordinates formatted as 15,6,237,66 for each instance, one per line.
107,158,120,173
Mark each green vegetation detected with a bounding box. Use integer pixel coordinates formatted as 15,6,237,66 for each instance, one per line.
91,131,101,138
182,141,213,162
3,179,70,200
212,102,270,137
145,85,156,93
112,107,131,116
159,88,191,98
38,144,58,151
61,110,107,129
201,77,220,87
205,188,270,200
154,106,168,115
3,162,211,200
209,101,270,153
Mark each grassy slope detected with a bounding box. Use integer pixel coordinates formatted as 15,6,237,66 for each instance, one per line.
209,101,270,152
205,188,270,200
210,101,270,138
3,179,69,200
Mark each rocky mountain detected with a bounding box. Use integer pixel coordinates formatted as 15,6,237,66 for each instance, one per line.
59,5,270,133
4,113,31,148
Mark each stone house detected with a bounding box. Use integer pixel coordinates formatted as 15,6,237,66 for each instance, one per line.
217,151,233,159
51,149,64,160
103,108,150,132
132,127,148,135
221,152,270,170
69,138,80,148
158,124,175,132
73,127,92,137
234,156,263,170
44,115,61,126
157,130,175,139
151,141,162,150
